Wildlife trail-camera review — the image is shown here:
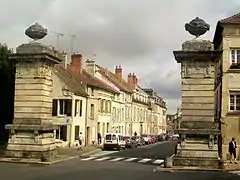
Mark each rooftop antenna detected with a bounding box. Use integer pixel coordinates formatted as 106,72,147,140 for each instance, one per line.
69,34,76,54
50,30,64,50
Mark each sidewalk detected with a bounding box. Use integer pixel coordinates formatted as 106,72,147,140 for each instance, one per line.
0,144,102,165
56,144,102,158
154,161,240,172
224,161,240,171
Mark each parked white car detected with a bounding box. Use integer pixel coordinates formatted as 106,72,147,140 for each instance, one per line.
103,133,126,150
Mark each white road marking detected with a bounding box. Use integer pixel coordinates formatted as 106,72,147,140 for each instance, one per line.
138,158,152,163
229,171,240,175
94,157,111,161
110,157,125,161
91,150,116,157
125,158,138,162
81,157,98,161
153,159,164,164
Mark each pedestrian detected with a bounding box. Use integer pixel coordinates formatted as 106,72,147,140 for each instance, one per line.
97,132,102,145
134,131,137,136
78,132,84,151
228,137,238,164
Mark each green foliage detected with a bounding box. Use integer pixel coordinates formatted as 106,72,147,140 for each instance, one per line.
0,43,13,73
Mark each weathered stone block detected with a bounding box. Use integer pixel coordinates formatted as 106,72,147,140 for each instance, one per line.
182,39,214,51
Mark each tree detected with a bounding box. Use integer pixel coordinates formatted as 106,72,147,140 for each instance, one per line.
0,43,13,72
0,43,14,145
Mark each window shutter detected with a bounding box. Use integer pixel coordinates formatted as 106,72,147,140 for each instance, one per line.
67,100,72,116
75,100,77,116
52,99,57,116
79,100,82,117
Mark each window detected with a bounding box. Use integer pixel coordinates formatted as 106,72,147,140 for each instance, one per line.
75,100,79,116
113,107,116,118
231,49,240,64
75,126,80,140
90,104,94,118
122,108,124,121
91,88,94,96
108,101,111,113
105,100,108,113
100,99,104,113
52,99,72,116
229,94,240,111
106,134,112,140
79,100,83,117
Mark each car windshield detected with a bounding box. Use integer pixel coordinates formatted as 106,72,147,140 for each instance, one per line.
106,134,112,140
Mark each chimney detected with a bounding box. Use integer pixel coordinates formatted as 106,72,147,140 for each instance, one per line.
132,73,138,86
115,65,122,80
71,53,82,73
128,73,137,89
85,57,96,76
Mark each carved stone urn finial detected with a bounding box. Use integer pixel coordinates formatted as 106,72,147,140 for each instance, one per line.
185,17,210,38
25,23,48,41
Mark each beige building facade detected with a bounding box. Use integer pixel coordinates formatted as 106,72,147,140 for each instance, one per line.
214,13,240,160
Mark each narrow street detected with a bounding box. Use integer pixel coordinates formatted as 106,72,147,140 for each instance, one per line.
1,141,239,180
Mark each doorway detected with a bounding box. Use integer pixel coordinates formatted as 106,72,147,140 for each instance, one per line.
86,127,90,145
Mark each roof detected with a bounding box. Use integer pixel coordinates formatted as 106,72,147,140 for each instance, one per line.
219,12,240,23
65,65,119,94
53,65,89,97
96,65,133,94
213,12,240,48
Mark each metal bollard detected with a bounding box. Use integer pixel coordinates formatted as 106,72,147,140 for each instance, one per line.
164,156,173,168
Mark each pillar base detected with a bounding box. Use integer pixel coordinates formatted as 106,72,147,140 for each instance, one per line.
4,124,57,162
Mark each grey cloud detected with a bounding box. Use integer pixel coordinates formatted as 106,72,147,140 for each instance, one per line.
0,0,239,113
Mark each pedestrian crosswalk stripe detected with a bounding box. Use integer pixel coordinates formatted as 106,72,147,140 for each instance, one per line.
229,171,240,176
81,157,98,161
125,158,138,162
110,157,125,161
94,157,111,161
138,158,152,163
153,159,164,164
80,156,165,166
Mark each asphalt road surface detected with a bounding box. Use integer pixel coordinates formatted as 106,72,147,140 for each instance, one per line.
108,141,178,159
0,159,239,180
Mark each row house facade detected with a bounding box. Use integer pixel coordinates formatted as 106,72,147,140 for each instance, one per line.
213,12,240,160
52,54,119,146
52,52,167,146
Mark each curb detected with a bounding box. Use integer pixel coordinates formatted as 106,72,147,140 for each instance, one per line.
0,148,102,165
153,166,240,173
0,156,78,165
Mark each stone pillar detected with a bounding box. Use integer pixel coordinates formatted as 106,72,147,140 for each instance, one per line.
4,23,62,162
172,17,222,168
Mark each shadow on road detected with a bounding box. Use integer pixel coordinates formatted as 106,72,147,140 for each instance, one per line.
108,141,177,159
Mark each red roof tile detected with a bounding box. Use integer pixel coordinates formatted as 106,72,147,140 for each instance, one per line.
65,65,119,94
220,12,240,23
96,65,133,94
53,65,89,97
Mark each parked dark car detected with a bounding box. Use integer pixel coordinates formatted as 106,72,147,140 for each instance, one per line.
124,136,138,148
132,136,145,146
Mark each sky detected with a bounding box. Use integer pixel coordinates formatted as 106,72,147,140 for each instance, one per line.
0,0,239,113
